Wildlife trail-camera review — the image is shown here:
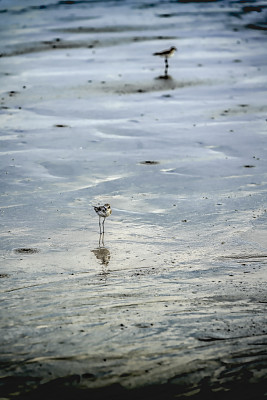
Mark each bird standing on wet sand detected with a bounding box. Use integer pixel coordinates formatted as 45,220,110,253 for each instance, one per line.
93,204,112,234
153,46,177,77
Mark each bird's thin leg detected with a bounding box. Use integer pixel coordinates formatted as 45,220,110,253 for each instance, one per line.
99,216,102,234
164,58,168,76
102,218,106,234
98,232,104,247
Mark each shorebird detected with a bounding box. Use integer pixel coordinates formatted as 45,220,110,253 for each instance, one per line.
153,46,177,76
93,204,112,234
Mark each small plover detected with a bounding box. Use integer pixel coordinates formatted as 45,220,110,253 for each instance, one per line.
153,46,177,76
93,204,112,234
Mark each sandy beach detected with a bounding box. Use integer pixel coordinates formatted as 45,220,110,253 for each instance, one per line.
0,0,267,398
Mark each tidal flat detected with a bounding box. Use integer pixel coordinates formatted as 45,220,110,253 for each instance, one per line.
0,0,267,399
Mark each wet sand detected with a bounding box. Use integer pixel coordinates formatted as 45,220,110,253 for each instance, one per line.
0,0,267,399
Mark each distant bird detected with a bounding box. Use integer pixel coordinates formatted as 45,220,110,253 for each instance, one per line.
153,46,177,76
93,204,112,234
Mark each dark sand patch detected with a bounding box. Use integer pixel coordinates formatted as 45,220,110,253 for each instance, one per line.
139,161,160,165
0,273,10,278
14,248,40,254
54,124,70,128
105,78,203,95
0,36,177,57
55,24,177,34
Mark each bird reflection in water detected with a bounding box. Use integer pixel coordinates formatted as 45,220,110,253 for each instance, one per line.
91,234,111,281
91,238,110,266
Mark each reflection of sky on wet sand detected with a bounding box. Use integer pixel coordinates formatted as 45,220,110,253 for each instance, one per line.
0,0,267,397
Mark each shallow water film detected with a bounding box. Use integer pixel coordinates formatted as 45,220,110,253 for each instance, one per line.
0,0,267,399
